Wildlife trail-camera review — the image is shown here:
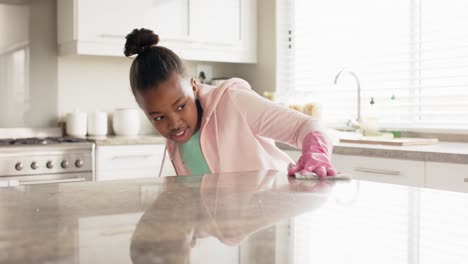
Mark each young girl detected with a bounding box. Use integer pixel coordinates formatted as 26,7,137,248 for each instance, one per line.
123,28,336,178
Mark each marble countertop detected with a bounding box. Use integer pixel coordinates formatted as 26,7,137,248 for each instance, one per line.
333,141,468,163
1,171,468,263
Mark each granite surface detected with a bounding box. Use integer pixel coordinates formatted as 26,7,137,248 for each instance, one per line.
1,171,468,263
86,135,165,145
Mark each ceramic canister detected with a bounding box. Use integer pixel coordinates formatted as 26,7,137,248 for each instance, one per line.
87,111,108,136
112,108,140,136
66,110,87,137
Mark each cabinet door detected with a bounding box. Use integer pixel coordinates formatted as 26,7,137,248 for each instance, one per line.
425,162,468,193
77,0,144,43
190,0,241,44
96,144,166,181
332,154,425,187
144,0,189,40
58,0,256,62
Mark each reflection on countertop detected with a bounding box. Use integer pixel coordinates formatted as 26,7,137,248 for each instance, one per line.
1,171,468,263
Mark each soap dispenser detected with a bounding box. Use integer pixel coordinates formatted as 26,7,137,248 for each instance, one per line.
389,94,401,138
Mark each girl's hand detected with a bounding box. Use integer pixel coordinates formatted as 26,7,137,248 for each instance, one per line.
287,131,337,178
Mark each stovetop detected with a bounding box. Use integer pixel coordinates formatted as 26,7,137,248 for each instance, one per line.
0,137,94,177
0,137,89,146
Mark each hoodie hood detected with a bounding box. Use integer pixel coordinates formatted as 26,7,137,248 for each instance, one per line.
197,78,253,124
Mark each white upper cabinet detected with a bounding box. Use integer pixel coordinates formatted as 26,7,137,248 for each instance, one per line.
57,0,257,63
57,0,144,56
190,0,240,44
144,0,189,41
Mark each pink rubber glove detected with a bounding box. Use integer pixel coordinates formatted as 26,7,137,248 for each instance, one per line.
287,131,337,178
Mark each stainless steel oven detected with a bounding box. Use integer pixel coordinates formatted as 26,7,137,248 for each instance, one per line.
0,137,94,186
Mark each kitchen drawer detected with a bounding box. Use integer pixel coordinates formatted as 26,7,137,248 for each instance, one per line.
425,162,468,193
95,144,173,181
79,213,143,264
96,144,165,171
332,154,425,187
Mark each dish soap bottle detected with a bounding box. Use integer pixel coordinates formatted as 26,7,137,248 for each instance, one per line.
389,94,401,138
363,97,380,136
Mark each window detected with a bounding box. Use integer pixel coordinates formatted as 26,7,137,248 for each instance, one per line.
277,0,468,131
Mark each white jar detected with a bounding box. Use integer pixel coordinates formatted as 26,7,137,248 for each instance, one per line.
88,111,108,136
66,111,87,137
112,108,140,136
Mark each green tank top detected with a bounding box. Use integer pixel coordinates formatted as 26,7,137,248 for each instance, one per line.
178,130,211,175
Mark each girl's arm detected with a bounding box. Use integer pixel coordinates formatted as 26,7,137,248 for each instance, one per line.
226,87,336,177
226,88,325,148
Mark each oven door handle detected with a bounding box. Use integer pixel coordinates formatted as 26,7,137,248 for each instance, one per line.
19,177,87,185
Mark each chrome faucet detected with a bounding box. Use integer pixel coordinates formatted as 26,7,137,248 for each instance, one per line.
334,69,361,129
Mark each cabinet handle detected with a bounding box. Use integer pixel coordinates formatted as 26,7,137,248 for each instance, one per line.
354,168,401,176
112,155,154,160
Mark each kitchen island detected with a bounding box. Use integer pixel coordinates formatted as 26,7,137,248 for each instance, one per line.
1,171,467,263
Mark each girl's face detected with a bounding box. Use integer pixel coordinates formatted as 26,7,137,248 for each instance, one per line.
136,73,199,144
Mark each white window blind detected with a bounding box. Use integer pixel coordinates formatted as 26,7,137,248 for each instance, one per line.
277,0,468,131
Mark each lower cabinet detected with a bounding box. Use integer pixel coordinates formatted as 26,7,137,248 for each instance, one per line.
425,162,468,193
284,150,468,193
332,154,426,187
95,144,176,181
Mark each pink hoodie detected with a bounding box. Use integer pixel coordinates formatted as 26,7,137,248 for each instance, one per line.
159,78,326,176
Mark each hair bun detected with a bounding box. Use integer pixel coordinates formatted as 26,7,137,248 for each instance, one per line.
124,28,160,57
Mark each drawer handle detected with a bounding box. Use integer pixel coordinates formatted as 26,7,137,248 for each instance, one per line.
354,168,401,176
112,155,153,160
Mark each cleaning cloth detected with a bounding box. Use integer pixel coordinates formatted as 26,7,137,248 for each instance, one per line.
294,171,352,181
